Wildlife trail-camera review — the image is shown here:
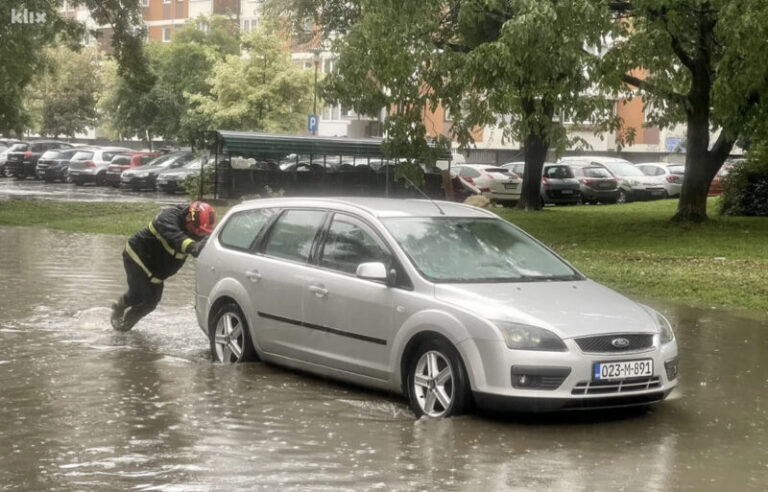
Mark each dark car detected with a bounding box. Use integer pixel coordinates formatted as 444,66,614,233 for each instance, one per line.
569,165,621,204
105,152,161,187
156,156,215,193
0,140,23,177
35,148,82,182
5,141,74,179
541,164,582,205
120,151,195,190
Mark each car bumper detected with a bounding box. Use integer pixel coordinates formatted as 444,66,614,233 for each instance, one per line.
121,176,155,189
628,188,667,201
462,338,678,412
68,170,100,182
580,187,619,201
105,173,122,185
542,189,581,204
36,168,67,180
156,180,185,192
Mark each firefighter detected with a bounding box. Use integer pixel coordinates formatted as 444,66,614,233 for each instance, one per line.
111,201,216,331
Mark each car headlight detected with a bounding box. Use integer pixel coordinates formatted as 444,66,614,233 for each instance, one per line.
494,321,568,351
652,310,675,344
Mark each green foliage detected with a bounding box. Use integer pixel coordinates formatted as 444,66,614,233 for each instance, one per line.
188,26,314,134
719,145,768,217
25,46,100,137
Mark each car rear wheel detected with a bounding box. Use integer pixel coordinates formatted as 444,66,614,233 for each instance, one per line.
210,302,257,363
407,338,470,418
616,190,628,204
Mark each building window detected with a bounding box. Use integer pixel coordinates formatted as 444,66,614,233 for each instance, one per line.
242,19,250,33
196,21,209,32
141,0,149,6
163,27,172,42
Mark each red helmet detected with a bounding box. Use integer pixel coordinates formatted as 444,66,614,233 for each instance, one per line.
186,201,216,237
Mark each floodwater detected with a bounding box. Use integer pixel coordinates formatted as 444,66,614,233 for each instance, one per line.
0,178,185,204
1,225,767,491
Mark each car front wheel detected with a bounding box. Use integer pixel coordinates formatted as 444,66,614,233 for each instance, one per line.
617,190,628,204
407,338,470,418
210,302,257,363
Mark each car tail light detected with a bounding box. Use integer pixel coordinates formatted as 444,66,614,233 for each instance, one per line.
541,177,550,187
86,161,96,168
24,151,33,158
666,175,680,183
464,177,475,184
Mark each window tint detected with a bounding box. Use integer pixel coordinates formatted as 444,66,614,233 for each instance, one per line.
582,167,612,178
320,215,389,275
111,155,132,165
219,208,275,251
484,167,510,174
544,166,573,179
263,210,327,263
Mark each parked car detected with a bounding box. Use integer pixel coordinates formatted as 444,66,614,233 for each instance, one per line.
0,140,22,177
451,164,521,205
155,156,214,193
5,140,74,179
68,146,134,185
120,151,195,190
569,165,621,204
559,156,666,203
635,162,685,197
540,164,582,205
500,162,581,205
196,197,679,417
105,152,161,187
35,148,82,182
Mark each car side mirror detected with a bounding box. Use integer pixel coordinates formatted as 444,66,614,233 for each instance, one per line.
356,262,389,283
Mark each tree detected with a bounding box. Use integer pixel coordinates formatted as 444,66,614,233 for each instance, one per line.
25,46,100,138
298,0,619,202
604,0,768,222
188,27,314,134
0,0,150,136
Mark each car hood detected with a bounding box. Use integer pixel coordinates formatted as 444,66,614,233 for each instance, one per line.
433,280,656,338
158,168,194,178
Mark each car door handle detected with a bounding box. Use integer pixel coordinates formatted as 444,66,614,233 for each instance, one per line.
308,285,328,297
245,270,262,283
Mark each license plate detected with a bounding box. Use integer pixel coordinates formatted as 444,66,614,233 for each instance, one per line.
598,183,613,189
504,183,517,190
560,189,573,194
594,359,653,381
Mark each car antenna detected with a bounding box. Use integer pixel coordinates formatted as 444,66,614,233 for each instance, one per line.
401,174,445,215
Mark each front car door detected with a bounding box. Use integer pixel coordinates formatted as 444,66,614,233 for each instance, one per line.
302,213,407,380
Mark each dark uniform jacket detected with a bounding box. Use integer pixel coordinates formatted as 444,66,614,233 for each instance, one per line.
125,205,198,283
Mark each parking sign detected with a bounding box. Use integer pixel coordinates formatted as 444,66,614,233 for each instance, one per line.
308,114,319,133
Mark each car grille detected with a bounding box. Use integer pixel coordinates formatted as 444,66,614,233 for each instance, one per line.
574,334,653,353
571,376,661,395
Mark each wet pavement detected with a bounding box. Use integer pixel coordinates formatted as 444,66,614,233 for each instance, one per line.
1,225,767,491
0,177,185,204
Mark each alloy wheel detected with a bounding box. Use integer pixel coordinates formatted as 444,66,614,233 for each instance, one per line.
412,350,455,418
213,311,246,363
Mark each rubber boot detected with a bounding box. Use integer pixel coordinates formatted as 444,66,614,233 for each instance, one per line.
119,308,148,332
110,297,127,331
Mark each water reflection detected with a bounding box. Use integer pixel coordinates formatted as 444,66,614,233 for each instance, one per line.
0,226,767,490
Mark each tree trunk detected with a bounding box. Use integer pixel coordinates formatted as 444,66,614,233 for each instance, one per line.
517,131,548,211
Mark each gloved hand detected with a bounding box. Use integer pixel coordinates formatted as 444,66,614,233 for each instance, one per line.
188,237,208,257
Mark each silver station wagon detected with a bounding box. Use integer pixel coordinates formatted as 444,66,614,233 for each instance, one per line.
195,197,679,417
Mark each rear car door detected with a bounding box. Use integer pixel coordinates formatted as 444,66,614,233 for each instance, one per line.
302,213,401,379
254,208,329,360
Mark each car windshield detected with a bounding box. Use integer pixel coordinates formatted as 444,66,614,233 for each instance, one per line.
382,217,581,282
601,161,645,177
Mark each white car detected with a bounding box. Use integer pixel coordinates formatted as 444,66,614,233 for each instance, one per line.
195,197,679,417
635,162,685,197
67,146,134,185
451,164,521,205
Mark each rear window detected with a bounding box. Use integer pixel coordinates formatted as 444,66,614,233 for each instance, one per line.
544,166,574,179
219,209,276,251
102,152,124,162
111,155,132,165
484,168,510,174
139,156,155,166
72,151,94,160
668,165,685,175
581,167,612,178
41,150,62,159
9,144,28,152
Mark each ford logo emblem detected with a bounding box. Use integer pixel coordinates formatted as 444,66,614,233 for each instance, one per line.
611,337,630,348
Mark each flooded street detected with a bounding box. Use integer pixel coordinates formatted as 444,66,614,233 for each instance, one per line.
1,225,767,491
0,178,185,204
